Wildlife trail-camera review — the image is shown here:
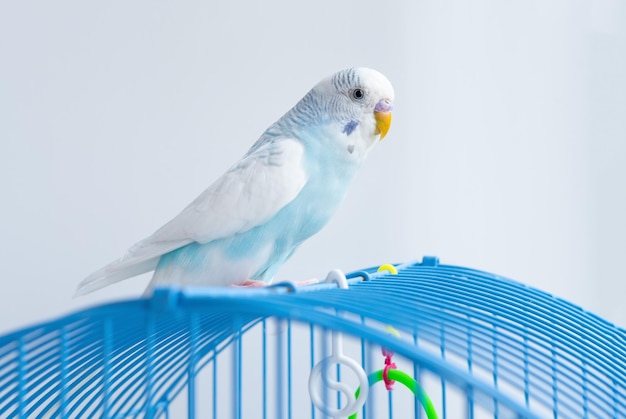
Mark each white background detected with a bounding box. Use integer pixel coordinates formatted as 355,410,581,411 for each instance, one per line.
1,0,625,336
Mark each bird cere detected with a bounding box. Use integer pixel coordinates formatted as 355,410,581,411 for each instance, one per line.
75,68,394,296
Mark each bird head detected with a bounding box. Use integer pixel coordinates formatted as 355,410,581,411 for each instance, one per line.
311,67,394,158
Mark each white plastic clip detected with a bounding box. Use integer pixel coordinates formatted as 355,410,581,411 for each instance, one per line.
308,269,369,418
324,269,349,289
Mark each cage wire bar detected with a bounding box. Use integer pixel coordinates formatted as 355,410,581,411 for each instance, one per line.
0,256,624,418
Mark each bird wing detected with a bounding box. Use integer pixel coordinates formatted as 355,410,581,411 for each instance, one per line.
75,138,308,296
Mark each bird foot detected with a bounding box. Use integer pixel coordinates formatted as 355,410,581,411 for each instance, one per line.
231,279,267,288
293,278,319,286
230,278,320,288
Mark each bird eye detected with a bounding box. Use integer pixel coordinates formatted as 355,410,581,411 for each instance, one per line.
351,88,365,101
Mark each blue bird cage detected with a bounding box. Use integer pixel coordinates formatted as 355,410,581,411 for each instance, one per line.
0,257,625,418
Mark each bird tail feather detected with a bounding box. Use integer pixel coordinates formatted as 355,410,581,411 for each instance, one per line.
74,238,191,297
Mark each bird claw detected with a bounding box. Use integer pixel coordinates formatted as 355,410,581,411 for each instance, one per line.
293,278,319,286
230,278,319,288
231,279,266,288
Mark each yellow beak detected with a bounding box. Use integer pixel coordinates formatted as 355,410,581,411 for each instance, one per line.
374,110,392,140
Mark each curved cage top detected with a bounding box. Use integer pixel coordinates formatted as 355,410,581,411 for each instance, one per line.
0,257,624,418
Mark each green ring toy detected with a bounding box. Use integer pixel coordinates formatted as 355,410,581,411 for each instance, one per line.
349,369,438,419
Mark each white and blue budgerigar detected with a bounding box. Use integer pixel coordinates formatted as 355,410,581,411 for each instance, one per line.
75,67,394,296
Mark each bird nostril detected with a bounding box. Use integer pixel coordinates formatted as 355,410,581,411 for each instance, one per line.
375,99,393,113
